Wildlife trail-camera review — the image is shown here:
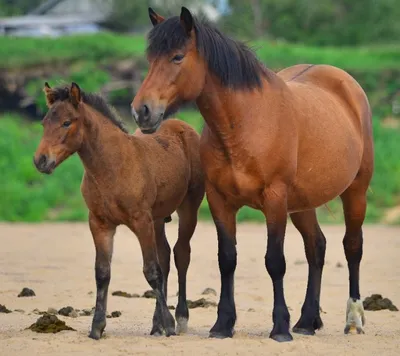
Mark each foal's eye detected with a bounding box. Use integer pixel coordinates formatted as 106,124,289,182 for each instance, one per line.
62,121,71,128
172,54,185,64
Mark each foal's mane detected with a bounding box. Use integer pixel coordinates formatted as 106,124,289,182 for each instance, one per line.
147,15,270,90
50,86,128,133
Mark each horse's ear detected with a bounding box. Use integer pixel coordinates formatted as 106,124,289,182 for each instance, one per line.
148,7,165,27
43,82,56,107
180,6,193,35
70,82,82,107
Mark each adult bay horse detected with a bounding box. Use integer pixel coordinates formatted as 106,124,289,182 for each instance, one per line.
131,7,374,341
34,82,205,338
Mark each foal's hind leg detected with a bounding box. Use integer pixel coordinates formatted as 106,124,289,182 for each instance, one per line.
150,219,171,336
128,211,175,337
341,179,368,335
174,192,202,334
290,209,326,335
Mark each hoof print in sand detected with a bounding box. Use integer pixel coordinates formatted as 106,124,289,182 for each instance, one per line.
363,294,398,311
201,288,217,296
0,304,12,313
18,288,36,297
28,313,76,333
187,298,217,309
112,291,140,298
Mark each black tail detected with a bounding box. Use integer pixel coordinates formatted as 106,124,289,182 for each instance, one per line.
164,215,172,223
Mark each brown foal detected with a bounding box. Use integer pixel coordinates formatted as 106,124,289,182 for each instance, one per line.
131,7,374,341
33,82,205,339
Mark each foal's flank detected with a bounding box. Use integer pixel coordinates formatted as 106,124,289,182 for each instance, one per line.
34,82,205,339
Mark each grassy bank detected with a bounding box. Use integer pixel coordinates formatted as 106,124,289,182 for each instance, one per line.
1,111,399,223
0,33,399,71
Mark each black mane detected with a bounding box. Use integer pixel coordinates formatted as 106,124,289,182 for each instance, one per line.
50,86,128,133
147,15,270,89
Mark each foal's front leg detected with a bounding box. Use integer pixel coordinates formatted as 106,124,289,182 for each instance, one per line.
88,213,116,340
129,211,175,337
263,185,293,342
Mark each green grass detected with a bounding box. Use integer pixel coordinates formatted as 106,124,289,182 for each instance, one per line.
0,33,399,70
1,110,400,223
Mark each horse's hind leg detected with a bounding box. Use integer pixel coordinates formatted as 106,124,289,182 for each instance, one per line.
341,176,369,335
174,188,203,334
290,209,326,335
150,219,171,336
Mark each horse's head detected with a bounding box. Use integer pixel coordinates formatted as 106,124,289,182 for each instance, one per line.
132,7,206,133
33,82,85,174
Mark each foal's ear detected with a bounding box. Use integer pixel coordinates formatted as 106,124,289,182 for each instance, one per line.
69,82,82,107
43,82,56,107
180,6,193,35
148,7,165,26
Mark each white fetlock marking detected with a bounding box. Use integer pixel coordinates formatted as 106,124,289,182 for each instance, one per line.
345,298,365,334
176,317,188,335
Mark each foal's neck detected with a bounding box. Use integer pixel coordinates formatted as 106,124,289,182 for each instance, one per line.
77,106,131,177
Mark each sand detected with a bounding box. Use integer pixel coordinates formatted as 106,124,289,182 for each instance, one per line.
0,221,399,355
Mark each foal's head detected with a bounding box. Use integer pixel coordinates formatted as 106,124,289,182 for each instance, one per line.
33,82,85,174
132,6,267,134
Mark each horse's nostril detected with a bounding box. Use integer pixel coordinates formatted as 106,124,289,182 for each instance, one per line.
143,104,150,118
39,154,47,166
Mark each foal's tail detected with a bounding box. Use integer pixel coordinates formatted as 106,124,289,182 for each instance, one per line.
164,215,172,223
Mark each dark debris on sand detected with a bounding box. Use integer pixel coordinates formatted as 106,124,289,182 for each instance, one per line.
363,294,398,311
27,313,76,333
142,290,157,299
0,304,12,313
18,288,36,297
187,298,217,309
112,291,140,298
107,311,121,318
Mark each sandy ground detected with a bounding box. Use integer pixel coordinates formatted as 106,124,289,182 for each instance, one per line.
0,221,399,356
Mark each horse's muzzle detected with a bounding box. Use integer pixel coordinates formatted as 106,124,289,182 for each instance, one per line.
33,154,56,174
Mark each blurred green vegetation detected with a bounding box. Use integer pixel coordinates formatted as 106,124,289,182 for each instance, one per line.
1,110,400,223
0,27,399,224
0,34,399,70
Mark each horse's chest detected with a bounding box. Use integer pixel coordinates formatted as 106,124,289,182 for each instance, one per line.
206,162,264,207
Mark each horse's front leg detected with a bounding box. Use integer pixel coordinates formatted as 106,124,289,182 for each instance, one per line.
207,183,239,339
263,184,293,342
88,213,116,340
129,211,175,337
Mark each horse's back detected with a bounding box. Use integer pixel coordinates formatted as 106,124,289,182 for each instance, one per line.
135,118,204,191
279,64,372,138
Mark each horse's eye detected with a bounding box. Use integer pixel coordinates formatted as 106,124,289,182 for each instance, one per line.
62,121,71,128
172,54,185,63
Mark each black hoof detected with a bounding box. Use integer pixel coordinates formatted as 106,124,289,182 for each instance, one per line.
270,333,293,342
165,329,176,337
150,326,164,336
209,329,234,339
292,327,315,335
88,329,103,340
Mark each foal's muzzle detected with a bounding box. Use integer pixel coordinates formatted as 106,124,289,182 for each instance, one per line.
33,154,56,174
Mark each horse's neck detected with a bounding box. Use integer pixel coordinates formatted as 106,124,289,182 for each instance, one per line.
196,74,283,144
77,109,132,177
